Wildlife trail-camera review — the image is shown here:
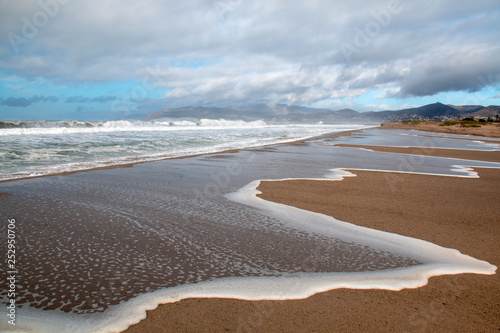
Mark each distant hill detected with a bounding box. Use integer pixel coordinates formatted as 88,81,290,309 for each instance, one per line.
144,106,251,120
448,105,484,113
465,106,500,118
144,104,365,123
370,102,459,121
398,102,459,118
144,103,500,123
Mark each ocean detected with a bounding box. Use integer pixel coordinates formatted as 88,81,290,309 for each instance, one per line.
0,119,369,182
0,124,498,332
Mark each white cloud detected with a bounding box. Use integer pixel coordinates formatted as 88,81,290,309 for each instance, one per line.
1,0,499,107
375,88,401,99
364,103,419,111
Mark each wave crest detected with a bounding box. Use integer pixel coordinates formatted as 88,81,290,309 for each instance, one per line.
0,118,269,135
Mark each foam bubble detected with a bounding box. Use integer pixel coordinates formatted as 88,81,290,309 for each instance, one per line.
2,168,495,333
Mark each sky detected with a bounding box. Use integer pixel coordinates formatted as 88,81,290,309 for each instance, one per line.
0,0,499,121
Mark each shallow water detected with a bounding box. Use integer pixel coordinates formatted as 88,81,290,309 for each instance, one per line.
0,120,369,181
0,127,498,332
329,128,500,150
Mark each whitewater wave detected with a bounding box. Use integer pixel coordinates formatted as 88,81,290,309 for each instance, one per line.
0,122,372,182
0,119,270,136
198,119,266,127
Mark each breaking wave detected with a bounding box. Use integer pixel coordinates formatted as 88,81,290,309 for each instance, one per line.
0,119,268,136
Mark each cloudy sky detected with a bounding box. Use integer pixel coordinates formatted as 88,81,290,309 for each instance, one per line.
1,0,499,120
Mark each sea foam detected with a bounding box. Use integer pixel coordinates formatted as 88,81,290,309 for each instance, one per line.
1,123,373,181
2,168,496,333
0,119,270,136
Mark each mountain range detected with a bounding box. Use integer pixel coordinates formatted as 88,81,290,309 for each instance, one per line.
144,103,500,124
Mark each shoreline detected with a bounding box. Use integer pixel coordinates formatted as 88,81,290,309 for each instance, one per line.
381,121,500,138
4,126,498,332
125,148,499,332
0,128,363,184
334,144,500,163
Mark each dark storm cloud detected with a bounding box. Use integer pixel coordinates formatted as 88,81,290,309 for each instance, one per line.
398,49,500,97
90,96,117,103
1,97,31,107
65,96,89,103
1,95,59,107
65,96,117,103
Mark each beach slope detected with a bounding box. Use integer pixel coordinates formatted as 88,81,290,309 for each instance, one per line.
381,121,500,138
126,152,499,332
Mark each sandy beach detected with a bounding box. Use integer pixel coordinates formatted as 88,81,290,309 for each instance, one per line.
2,125,498,332
125,137,499,332
4,1,500,332
334,144,500,163
381,121,500,138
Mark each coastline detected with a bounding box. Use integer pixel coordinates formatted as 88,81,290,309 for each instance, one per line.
334,144,500,163
3,126,498,332
0,128,364,184
381,121,500,138
125,147,499,332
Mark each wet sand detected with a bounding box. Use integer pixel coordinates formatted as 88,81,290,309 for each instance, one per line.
381,121,500,138
335,144,500,163
125,149,499,332
3,125,498,332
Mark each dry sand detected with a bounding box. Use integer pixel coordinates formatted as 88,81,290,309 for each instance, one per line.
381,121,500,138
125,147,499,332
